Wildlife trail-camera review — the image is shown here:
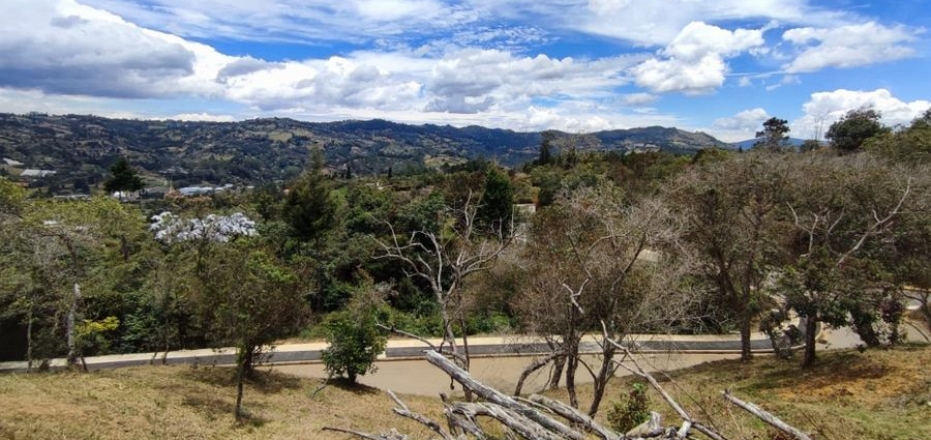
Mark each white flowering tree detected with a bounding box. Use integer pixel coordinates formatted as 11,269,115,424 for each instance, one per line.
150,211,257,244
149,210,306,421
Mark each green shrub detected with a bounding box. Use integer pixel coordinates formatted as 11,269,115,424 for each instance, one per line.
606,381,651,433
321,291,387,384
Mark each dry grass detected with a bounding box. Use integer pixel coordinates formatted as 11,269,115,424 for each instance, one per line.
561,344,931,440
1,346,929,440
0,365,442,440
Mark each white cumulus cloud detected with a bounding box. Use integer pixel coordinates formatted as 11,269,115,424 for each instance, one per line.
708,108,771,142
794,89,931,139
782,22,917,73
631,22,765,94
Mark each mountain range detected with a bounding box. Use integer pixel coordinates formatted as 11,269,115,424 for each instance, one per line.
0,113,731,189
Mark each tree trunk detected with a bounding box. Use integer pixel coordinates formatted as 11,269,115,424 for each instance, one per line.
235,347,248,421
565,351,579,409
588,342,617,417
802,316,818,368
26,305,33,373
739,303,753,361
514,353,562,397
851,308,881,347
424,351,585,440
549,354,566,389
66,282,82,368
242,346,255,379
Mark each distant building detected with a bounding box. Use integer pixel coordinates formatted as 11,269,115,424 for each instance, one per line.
110,191,139,200
2,158,23,167
19,169,57,177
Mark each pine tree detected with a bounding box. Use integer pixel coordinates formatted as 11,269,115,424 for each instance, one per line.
103,157,144,199
475,166,514,237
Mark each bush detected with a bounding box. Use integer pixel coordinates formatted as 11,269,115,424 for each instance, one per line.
321,291,388,384
606,381,651,433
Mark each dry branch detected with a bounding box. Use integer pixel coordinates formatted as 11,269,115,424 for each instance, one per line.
321,426,407,440
526,394,619,440
723,391,812,440
328,342,812,440
513,352,564,396
425,350,585,440
386,390,456,440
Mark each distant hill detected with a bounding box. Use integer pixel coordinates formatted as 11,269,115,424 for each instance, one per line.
732,137,809,149
0,113,730,188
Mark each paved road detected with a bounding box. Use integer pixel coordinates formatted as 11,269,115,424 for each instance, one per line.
9,317,930,374
0,331,796,373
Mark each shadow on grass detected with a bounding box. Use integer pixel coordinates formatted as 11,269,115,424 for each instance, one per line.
180,394,269,427
181,366,302,394
321,377,382,396
750,351,889,392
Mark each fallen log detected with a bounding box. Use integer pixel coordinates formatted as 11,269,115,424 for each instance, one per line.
425,350,585,440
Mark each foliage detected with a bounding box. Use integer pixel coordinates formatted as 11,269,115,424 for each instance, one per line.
778,154,913,366
0,177,26,216
282,149,336,243
826,107,889,153
75,316,120,355
150,211,257,243
865,109,931,163
606,381,651,433
753,117,791,151
321,285,388,383
474,166,514,237
668,153,792,359
103,157,144,196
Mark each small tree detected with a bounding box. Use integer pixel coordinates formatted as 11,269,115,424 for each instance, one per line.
538,130,556,166
321,283,388,384
283,148,336,243
104,157,144,199
475,166,514,237
754,117,791,152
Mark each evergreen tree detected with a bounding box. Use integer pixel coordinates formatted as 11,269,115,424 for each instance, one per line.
283,148,336,242
538,130,557,166
753,117,791,152
103,157,144,198
475,166,514,237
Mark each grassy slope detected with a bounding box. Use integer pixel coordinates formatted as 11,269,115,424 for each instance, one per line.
0,367,442,440
579,345,931,440
0,346,929,440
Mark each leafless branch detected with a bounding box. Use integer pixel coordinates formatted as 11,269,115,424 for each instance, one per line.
722,391,812,440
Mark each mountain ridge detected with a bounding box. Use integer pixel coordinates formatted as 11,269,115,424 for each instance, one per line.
0,113,730,188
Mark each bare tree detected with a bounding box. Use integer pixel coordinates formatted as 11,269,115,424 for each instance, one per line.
513,182,701,416
375,191,514,383
667,153,793,361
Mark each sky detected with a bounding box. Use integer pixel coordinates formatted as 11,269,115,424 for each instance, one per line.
0,1,929,142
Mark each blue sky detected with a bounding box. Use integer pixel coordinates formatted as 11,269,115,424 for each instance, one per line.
0,0,929,141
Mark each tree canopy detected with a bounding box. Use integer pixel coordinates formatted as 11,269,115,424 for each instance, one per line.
103,157,144,196
826,107,890,153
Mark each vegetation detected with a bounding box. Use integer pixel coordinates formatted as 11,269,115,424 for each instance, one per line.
103,157,144,197
321,283,388,384
1,110,930,431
